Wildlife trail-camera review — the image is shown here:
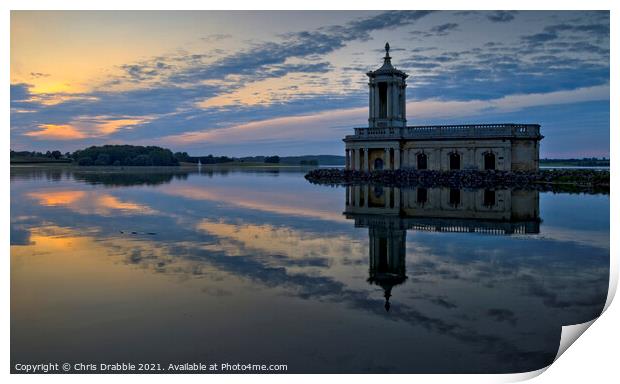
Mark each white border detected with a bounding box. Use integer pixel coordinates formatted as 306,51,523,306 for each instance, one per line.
3,1,617,383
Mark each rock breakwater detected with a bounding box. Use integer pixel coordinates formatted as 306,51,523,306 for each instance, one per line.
305,168,609,193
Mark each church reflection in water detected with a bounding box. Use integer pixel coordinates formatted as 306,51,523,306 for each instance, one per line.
344,185,540,311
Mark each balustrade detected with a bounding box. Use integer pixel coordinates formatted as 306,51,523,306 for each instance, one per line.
347,124,540,140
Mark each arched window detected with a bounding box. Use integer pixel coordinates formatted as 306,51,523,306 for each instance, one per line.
484,152,496,170
417,153,427,170
449,152,460,170
483,189,496,207
449,188,461,207
378,82,388,118
417,188,427,204
374,157,384,170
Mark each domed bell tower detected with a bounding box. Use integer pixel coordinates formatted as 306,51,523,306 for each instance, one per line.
367,43,408,129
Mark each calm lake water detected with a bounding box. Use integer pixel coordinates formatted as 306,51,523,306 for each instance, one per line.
10,167,609,373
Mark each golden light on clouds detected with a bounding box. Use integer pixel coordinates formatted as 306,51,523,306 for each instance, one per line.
25,124,87,140
196,73,336,109
24,116,149,140
96,118,147,135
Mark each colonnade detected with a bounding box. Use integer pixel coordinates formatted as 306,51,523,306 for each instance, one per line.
345,147,401,171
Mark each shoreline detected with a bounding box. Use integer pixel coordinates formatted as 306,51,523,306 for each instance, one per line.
9,162,312,170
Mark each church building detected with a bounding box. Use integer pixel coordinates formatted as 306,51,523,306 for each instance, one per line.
343,43,543,172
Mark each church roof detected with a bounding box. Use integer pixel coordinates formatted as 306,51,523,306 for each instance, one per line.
367,42,408,78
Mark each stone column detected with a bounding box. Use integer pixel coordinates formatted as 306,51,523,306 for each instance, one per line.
401,84,406,120
345,149,350,170
368,85,372,120
386,84,392,120
364,185,369,207
394,187,401,209
384,148,391,170
354,149,360,170
363,148,369,172
392,83,398,119
408,149,414,168
374,84,380,123
394,148,401,170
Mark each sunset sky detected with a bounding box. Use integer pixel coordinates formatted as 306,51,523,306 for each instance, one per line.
10,10,609,157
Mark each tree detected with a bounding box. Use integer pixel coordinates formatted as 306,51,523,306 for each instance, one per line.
131,154,152,166
264,155,280,164
77,157,93,166
174,152,191,162
94,153,111,165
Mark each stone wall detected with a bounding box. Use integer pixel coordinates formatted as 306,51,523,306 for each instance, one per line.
511,139,540,171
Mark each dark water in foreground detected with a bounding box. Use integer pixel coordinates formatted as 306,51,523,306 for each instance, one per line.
10,167,609,373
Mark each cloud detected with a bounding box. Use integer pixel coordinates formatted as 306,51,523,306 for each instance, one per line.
521,32,558,44
10,83,31,102
25,124,87,140
201,33,232,43
23,116,151,140
487,11,517,23
160,84,609,148
430,23,459,35
30,72,50,78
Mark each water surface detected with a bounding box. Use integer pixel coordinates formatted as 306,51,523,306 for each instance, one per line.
10,167,609,373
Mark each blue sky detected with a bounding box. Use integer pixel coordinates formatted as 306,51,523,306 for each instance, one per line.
10,10,610,157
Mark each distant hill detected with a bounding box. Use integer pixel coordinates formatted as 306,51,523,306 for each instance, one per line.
540,158,609,167
225,155,345,165
276,155,345,166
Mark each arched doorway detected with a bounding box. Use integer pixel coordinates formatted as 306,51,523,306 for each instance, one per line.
484,152,496,170
374,157,384,170
417,153,427,170
449,152,461,170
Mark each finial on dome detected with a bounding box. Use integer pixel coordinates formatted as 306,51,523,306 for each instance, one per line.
382,42,392,67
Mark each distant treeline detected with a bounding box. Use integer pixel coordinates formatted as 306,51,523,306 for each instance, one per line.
174,152,281,164
540,158,609,167
11,146,178,166
11,146,343,166
174,153,345,166
10,150,72,163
